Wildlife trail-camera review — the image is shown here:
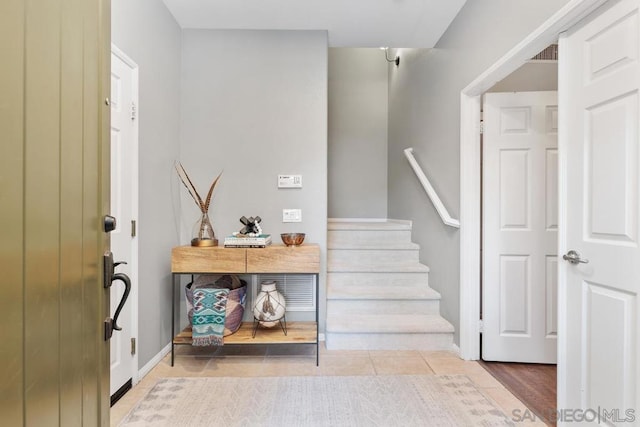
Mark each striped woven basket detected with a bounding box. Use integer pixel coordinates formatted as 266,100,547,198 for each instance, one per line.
185,277,247,336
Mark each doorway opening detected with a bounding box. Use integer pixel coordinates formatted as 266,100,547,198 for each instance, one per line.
465,0,640,419
457,0,607,360
109,45,140,405
458,0,610,421
478,53,559,426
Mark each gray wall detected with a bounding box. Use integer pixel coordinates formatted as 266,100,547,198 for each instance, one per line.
328,49,388,218
180,30,328,327
387,0,570,345
112,0,182,368
487,62,558,92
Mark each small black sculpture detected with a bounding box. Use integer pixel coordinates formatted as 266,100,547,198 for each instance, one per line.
238,216,262,236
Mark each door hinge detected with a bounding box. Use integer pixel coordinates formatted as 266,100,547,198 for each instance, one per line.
131,337,136,355
479,120,484,134
478,320,484,333
131,220,136,237
131,102,137,120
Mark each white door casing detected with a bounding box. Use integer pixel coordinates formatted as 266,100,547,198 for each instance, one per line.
110,46,139,397
559,0,640,420
458,0,608,361
483,91,558,363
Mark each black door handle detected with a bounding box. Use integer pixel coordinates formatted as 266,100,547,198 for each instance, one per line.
103,251,132,340
111,272,131,331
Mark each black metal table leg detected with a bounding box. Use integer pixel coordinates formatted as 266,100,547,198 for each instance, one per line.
171,273,176,367
316,273,319,367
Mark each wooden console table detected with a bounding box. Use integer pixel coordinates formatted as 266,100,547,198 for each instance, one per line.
170,244,320,366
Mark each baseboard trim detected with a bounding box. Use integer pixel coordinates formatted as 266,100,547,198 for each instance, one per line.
451,343,461,357
137,342,171,383
387,219,413,227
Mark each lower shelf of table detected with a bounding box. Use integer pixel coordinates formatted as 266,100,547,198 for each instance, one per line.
173,321,318,345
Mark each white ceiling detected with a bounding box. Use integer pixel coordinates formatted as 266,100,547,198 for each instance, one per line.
162,0,467,48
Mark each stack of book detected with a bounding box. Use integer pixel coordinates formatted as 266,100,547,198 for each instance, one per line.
224,234,272,248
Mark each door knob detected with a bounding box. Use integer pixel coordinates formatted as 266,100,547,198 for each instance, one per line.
103,215,117,233
563,250,589,264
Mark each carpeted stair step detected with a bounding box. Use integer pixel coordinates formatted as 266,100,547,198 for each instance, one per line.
327,299,441,315
325,314,454,351
327,283,441,313
327,314,454,334
327,268,429,289
328,248,419,264
328,220,412,231
328,220,413,246
328,230,413,246
327,273,442,315
327,242,419,250
327,261,430,273
325,218,455,351
327,282,440,300
327,271,430,288
325,332,454,351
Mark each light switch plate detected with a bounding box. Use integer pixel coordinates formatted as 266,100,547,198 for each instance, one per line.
283,209,302,223
278,174,302,188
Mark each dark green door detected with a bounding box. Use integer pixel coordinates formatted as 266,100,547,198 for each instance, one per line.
0,0,111,425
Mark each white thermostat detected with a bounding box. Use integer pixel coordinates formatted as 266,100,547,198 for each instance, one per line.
278,174,302,188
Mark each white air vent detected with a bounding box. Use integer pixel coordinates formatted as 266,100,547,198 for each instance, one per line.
257,274,315,312
531,44,558,61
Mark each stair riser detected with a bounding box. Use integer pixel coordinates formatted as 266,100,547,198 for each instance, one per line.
328,230,412,246
325,332,453,351
327,300,440,316
327,285,440,300
328,272,429,288
327,315,453,334
328,249,419,265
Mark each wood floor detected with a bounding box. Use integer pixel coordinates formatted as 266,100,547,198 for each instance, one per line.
479,360,557,426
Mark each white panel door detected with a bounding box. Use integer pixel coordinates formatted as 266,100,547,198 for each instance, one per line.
110,50,137,398
483,91,558,363
559,0,640,421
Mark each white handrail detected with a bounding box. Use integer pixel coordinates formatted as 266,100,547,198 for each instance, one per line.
404,148,460,228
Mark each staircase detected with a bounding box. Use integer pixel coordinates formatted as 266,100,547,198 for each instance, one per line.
325,220,454,350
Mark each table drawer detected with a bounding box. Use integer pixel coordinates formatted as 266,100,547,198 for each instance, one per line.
171,246,246,273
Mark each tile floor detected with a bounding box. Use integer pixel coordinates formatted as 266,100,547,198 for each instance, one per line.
111,343,547,426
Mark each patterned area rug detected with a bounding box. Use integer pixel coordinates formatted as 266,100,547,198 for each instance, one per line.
119,375,514,426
